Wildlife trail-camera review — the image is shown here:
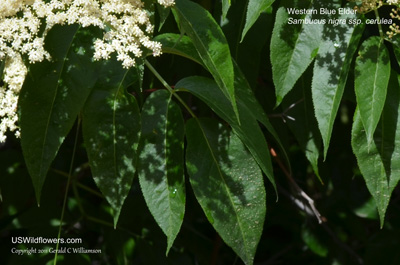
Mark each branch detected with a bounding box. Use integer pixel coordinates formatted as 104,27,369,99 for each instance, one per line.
270,147,325,224
270,148,363,264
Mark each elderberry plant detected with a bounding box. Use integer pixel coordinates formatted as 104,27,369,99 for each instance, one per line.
3,0,400,264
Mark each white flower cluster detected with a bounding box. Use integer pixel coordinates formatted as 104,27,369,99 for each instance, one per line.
92,0,163,68
0,1,50,63
157,0,175,6
388,0,399,4
0,0,174,142
0,54,27,142
1,0,174,66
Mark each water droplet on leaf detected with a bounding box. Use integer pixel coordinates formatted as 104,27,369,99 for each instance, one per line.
170,188,177,198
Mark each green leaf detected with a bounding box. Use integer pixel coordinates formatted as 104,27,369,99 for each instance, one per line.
175,76,276,192
157,5,171,31
241,0,274,42
312,5,364,159
222,0,231,20
173,0,238,119
138,90,185,255
153,33,204,66
233,62,291,180
185,118,266,265
283,73,322,181
352,196,379,220
352,72,400,226
19,25,98,203
355,36,390,149
301,225,328,257
271,3,324,107
221,0,272,88
394,46,400,75
82,60,141,227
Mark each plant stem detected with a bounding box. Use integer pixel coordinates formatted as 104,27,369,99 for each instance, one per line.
53,117,81,265
144,59,197,118
270,147,325,224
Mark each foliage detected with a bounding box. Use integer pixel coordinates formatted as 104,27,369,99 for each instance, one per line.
3,0,400,264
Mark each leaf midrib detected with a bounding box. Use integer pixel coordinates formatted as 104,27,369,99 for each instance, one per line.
111,69,130,206
379,111,386,217
370,42,383,138
38,27,79,191
165,95,175,241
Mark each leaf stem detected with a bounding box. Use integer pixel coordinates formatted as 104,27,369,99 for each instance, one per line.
72,177,86,215
85,215,142,238
51,168,103,198
53,117,81,265
144,59,197,118
86,215,114,227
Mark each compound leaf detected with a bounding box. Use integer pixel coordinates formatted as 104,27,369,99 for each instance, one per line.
158,32,285,192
